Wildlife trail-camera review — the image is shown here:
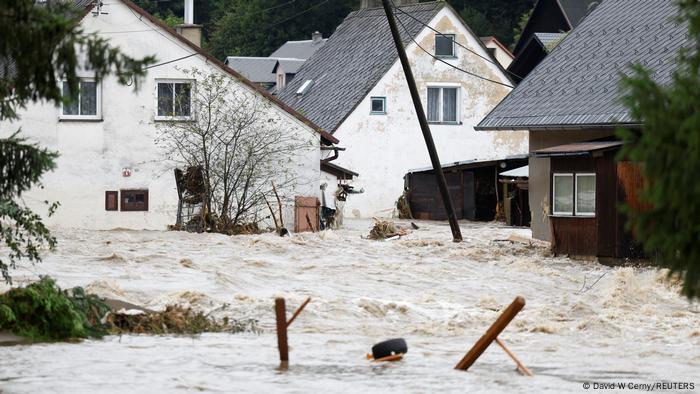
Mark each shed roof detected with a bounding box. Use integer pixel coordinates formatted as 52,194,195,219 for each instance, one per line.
478,0,689,131
270,38,328,60
500,165,529,178
531,141,623,157
277,2,445,133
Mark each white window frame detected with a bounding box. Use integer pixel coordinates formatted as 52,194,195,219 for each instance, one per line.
435,33,456,58
575,173,596,217
552,173,574,216
155,79,194,121
370,96,386,115
59,78,101,121
427,84,461,124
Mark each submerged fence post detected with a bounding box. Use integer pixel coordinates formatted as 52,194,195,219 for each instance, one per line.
275,297,311,368
275,298,289,366
455,296,526,371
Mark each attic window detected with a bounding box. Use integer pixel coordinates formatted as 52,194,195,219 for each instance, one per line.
370,97,386,115
297,80,314,96
435,34,456,57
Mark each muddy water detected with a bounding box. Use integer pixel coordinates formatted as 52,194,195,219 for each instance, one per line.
1,219,698,393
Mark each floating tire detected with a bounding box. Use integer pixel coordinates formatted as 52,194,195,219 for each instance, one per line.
371,338,408,360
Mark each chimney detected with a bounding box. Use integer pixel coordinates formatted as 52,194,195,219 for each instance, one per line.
312,31,323,44
360,0,417,8
175,0,202,47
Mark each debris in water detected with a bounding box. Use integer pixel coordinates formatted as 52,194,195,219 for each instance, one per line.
180,258,194,268
106,305,258,335
367,219,409,240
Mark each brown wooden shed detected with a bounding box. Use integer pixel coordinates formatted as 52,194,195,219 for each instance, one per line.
532,141,644,259
404,157,528,222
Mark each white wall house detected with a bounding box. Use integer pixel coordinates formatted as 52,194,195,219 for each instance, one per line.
279,1,528,218
0,0,338,230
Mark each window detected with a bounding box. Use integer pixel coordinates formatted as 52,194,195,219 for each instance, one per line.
277,72,286,89
427,86,459,124
105,191,118,211
370,97,386,114
156,81,192,120
576,174,596,216
120,189,149,212
435,34,455,57
61,79,100,120
553,174,574,215
552,173,597,216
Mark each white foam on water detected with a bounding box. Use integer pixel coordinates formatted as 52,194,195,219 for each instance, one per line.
1,219,698,393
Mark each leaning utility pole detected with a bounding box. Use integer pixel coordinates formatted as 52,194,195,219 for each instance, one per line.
381,0,462,242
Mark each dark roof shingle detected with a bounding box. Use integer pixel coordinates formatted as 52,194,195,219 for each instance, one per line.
277,2,445,132
478,0,689,130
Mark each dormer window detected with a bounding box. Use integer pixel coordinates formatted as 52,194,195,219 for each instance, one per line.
435,34,456,57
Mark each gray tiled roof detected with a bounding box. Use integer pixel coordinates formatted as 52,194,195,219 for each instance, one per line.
270,39,327,60
277,2,445,132
225,57,280,84
533,32,567,52
225,57,306,84
478,0,689,130
559,0,599,28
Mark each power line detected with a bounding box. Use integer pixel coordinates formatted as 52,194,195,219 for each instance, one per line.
389,0,522,83
390,1,514,89
262,0,330,30
143,53,198,70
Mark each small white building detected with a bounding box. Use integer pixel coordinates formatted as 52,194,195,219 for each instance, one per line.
279,0,528,218
0,0,338,230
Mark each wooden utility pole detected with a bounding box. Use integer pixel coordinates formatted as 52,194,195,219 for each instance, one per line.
381,0,462,242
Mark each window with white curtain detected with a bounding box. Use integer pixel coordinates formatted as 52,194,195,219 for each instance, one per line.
427,86,459,124
552,173,597,216
61,79,100,120
576,174,596,215
553,173,574,215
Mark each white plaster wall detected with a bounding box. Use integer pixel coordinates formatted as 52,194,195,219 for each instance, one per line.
484,41,514,69
334,8,528,217
0,1,320,230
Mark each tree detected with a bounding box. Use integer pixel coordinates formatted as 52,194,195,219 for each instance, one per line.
207,0,357,59
156,68,314,232
617,0,700,299
0,0,155,282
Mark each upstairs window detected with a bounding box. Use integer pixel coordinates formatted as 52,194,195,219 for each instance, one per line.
435,34,455,57
156,80,192,120
427,86,459,124
370,97,386,115
61,79,100,120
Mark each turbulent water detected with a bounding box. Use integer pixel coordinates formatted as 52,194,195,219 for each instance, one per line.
1,219,699,393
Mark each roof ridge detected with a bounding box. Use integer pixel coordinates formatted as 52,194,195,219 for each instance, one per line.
119,0,338,144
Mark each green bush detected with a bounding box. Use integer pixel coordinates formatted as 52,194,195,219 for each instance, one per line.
0,276,109,340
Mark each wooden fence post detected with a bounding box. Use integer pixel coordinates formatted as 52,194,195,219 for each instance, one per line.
455,296,525,371
275,298,289,366
275,297,311,368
